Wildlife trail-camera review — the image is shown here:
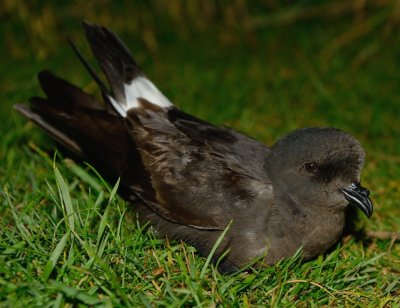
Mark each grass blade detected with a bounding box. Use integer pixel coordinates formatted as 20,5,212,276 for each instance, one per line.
200,220,232,278
54,166,75,232
50,280,103,305
97,178,120,245
42,231,70,281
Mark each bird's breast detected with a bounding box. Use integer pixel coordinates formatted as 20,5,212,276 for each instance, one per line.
301,211,346,259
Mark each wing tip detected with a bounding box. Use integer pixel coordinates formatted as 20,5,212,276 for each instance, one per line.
14,103,32,118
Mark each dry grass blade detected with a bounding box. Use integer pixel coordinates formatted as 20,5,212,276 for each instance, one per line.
244,0,389,29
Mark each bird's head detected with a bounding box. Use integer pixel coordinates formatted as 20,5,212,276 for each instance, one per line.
266,127,373,217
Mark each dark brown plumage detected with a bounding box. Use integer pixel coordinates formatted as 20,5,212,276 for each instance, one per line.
15,22,373,272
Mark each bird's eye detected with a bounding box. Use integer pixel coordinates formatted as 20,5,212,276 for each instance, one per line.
304,162,319,174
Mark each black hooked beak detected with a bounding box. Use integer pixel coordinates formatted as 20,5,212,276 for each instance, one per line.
342,183,373,218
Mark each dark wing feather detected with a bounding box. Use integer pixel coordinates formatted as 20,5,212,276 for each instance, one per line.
15,71,149,195
124,102,272,230
168,108,271,181
14,103,83,156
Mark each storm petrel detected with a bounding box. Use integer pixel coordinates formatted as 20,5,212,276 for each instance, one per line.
15,22,373,272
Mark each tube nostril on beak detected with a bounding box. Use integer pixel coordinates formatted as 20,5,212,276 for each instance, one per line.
363,189,370,197
354,182,370,197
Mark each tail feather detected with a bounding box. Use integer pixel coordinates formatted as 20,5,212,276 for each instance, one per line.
82,21,172,117
83,21,143,84
83,22,142,104
68,39,115,113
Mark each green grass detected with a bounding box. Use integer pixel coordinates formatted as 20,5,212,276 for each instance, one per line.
1,1,399,306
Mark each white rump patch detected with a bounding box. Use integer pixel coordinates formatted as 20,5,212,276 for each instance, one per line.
109,76,173,117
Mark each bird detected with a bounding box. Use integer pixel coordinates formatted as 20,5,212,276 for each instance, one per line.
14,22,373,272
